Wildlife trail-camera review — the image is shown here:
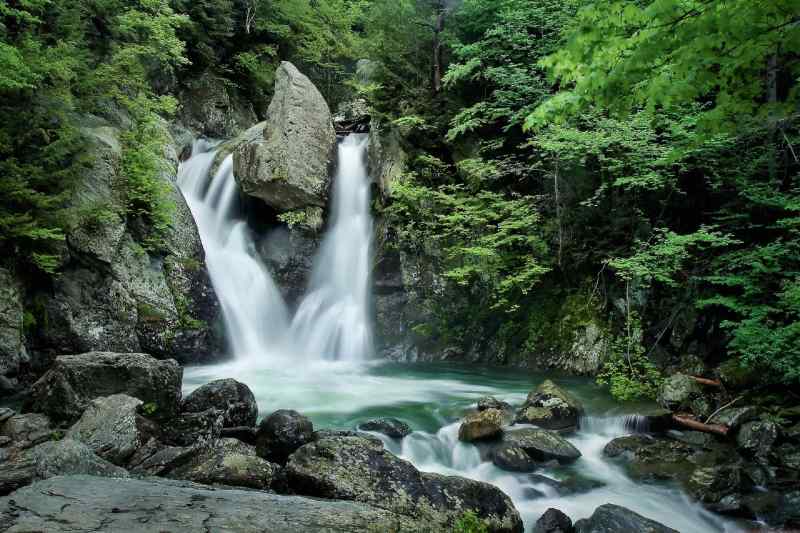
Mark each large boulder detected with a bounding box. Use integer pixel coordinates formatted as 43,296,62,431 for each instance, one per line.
181,379,258,428
500,428,581,464
573,504,678,533
0,439,127,495
0,475,442,532
687,465,745,505
736,420,777,459
26,352,182,423
233,62,335,211
161,408,224,448
603,434,701,483
459,408,505,442
166,438,278,490
515,380,584,431
0,268,29,395
67,394,145,465
285,434,523,532
255,409,314,464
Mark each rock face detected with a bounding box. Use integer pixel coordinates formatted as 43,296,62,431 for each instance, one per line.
515,380,584,430
181,379,258,428
256,409,314,464
0,440,126,496
233,62,335,211
0,268,28,394
26,352,182,423
358,418,412,439
0,414,51,450
33,117,222,366
166,438,278,490
67,394,144,465
573,504,678,533
177,71,258,138
0,475,440,532
657,373,703,412
459,409,505,442
285,434,523,532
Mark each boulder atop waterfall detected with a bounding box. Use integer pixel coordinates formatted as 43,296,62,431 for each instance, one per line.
25,352,182,424
181,379,258,428
233,62,336,211
515,380,584,431
285,434,523,532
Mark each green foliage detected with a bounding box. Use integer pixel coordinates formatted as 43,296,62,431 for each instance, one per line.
531,0,800,134
141,402,158,416
597,313,663,401
453,511,489,533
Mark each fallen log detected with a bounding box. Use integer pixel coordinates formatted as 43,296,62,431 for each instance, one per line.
672,414,729,436
689,376,722,387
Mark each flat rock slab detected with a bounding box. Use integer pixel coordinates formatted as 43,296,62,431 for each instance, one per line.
0,475,437,532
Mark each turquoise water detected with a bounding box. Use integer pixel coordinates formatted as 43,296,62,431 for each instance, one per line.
184,360,741,533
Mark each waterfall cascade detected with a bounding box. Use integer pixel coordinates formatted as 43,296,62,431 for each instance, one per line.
177,134,373,362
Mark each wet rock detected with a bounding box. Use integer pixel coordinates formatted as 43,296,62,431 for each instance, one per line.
0,267,28,395
0,439,127,495
492,445,541,473
67,394,144,465
657,373,702,412
533,508,574,533
358,418,412,439
478,396,513,413
515,380,584,430
162,408,224,448
687,465,745,504
285,434,523,532
233,62,335,211
708,406,758,430
167,438,278,490
736,420,777,459
181,378,258,428
603,434,698,482
527,474,605,497
0,413,52,450
666,430,716,449
459,408,504,442
26,352,182,424
256,409,314,464
573,504,678,533
502,428,581,463
0,474,440,532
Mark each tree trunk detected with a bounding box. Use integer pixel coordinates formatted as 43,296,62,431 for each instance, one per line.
432,5,446,93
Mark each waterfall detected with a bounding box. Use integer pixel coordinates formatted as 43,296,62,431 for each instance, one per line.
177,134,373,362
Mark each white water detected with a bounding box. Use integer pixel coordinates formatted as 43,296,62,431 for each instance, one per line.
177,134,373,362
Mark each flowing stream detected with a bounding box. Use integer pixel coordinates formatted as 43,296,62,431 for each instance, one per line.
178,135,741,532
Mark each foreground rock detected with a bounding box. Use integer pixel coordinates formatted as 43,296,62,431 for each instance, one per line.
0,439,126,495
0,475,438,532
166,438,278,490
181,378,258,428
256,409,314,464
67,394,145,465
573,504,678,533
0,413,51,450
516,380,584,430
233,62,335,211
286,434,523,532
459,408,505,442
534,508,574,533
358,417,412,439
26,352,182,423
